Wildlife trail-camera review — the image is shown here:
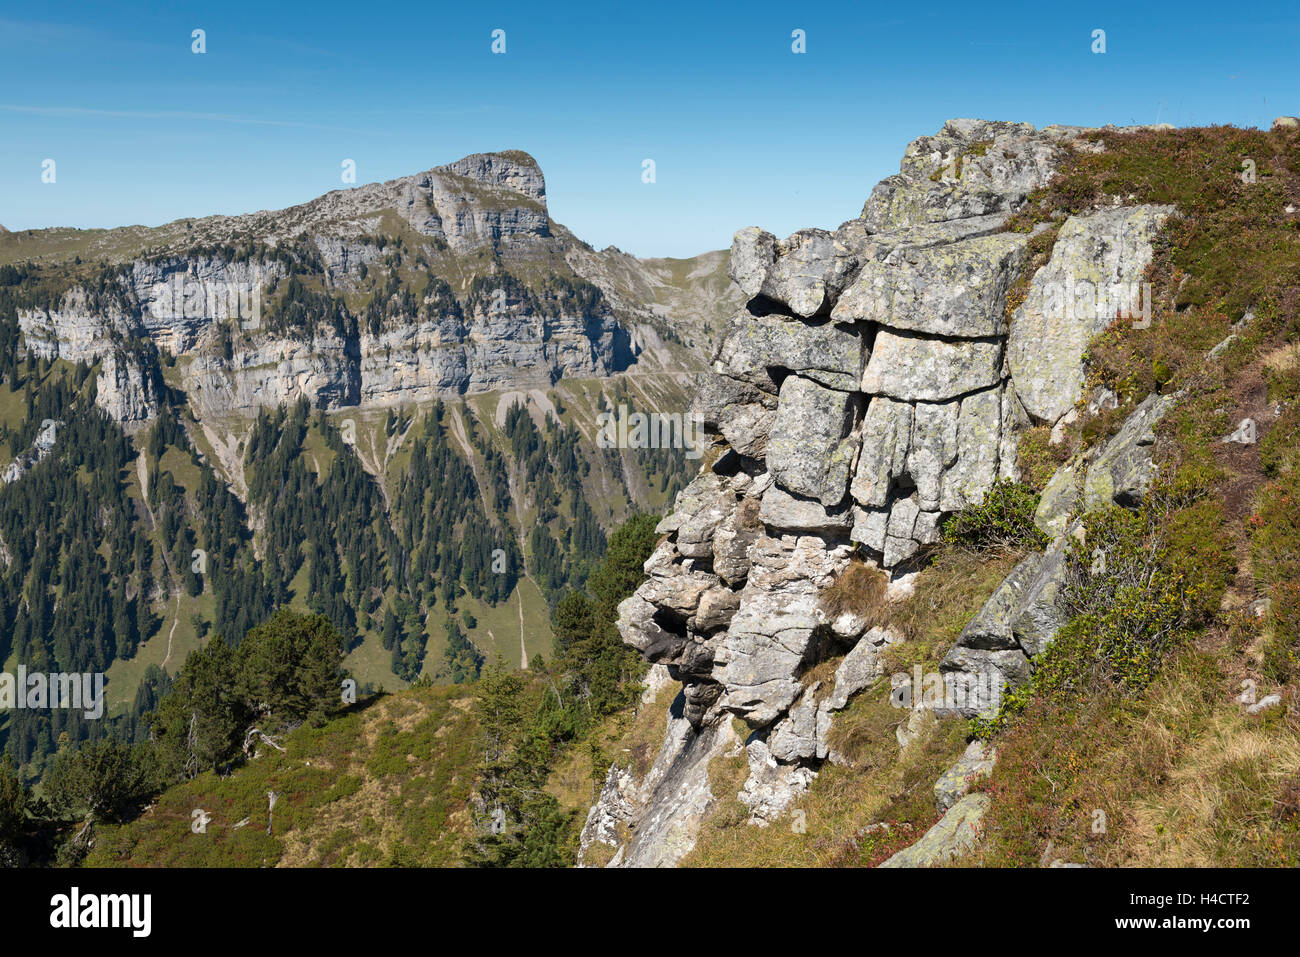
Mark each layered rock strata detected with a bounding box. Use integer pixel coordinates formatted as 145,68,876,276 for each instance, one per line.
15,151,715,428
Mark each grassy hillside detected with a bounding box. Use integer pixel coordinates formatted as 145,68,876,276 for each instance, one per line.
969,123,1300,867
74,512,665,869
85,684,480,867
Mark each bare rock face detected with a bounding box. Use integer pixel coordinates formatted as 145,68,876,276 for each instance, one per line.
94,350,161,429
765,376,862,505
1083,392,1177,509
621,119,1082,741
833,230,1028,338
859,118,1068,231
934,740,997,812
580,692,741,867
1007,205,1174,425
2,419,60,484
879,792,991,867
934,536,1070,718
862,330,1003,402
606,118,1180,865
713,312,866,394
14,150,658,428
728,227,858,318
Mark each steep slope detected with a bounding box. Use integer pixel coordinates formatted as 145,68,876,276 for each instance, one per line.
83,683,483,867
0,154,738,784
585,117,1300,868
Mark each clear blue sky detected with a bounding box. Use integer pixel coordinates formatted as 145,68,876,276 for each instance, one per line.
1,1,1295,257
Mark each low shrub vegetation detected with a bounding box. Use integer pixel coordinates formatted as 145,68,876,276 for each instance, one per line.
940,479,1047,554
968,123,1300,867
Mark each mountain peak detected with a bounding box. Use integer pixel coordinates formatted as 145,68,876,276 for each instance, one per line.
435,150,545,204
141,150,552,255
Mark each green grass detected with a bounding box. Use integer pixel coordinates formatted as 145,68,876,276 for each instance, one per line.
343,628,409,694
471,577,553,667
157,445,202,494
84,684,481,867
102,590,214,713
0,382,27,432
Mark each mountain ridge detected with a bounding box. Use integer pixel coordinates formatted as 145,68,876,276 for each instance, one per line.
7,148,739,433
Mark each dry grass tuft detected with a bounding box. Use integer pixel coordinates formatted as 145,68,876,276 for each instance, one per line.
819,560,889,624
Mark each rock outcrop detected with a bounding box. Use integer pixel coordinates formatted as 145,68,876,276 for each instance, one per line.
878,793,991,867
1007,205,1173,425
598,118,1182,866
934,740,997,812
94,350,162,425
1,419,60,484
935,388,1178,719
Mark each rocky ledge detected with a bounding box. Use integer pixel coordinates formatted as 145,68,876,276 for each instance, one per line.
594,118,1178,866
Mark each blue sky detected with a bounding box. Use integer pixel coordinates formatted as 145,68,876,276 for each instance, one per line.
1,1,1296,257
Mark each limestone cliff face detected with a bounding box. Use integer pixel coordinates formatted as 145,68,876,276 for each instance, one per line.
595,119,1176,866
16,152,736,428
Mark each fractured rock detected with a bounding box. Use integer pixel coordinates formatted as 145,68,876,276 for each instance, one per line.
712,496,763,585
851,506,889,553
718,403,775,459
714,535,853,726
908,400,960,511
850,396,913,508
728,227,858,317
739,736,818,824
955,553,1046,651
879,792,990,867
1010,534,1071,657
713,311,866,394
578,765,638,860
1034,457,1082,538
664,472,736,558
759,485,854,535
825,626,898,711
766,375,861,505
940,384,1004,511
833,231,1028,338
727,227,779,297
934,740,997,812
1221,418,1257,445
694,587,742,633
861,119,1067,231
862,329,1003,403
767,683,823,762
935,646,1030,719
768,625,900,764
1083,392,1176,510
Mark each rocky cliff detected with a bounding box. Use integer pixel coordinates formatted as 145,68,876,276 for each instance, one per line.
11,152,737,429
590,119,1180,866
